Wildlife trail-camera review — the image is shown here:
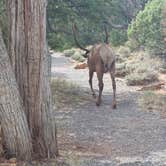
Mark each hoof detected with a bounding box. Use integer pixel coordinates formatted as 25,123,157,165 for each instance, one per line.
92,93,96,99
96,102,100,106
112,103,117,109
112,100,117,109
96,98,101,106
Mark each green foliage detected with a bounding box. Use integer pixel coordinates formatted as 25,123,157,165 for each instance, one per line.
110,29,127,46
125,39,140,51
63,49,75,57
71,51,85,62
47,0,148,50
128,0,166,56
115,63,127,77
126,71,158,86
115,47,164,85
117,46,131,58
63,48,85,62
47,32,73,51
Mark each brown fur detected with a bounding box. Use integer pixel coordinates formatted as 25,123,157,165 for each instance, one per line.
72,23,116,108
87,43,116,108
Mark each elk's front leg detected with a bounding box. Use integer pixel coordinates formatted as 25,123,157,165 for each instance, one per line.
96,70,104,106
89,70,96,98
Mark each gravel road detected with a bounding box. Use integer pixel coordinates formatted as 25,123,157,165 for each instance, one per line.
51,53,166,166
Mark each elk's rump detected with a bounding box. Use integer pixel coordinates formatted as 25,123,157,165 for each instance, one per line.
98,44,115,72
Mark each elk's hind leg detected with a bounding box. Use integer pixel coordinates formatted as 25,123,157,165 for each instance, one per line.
89,70,96,98
110,61,116,109
96,69,104,106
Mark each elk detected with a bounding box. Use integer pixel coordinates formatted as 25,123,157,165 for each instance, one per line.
72,24,116,109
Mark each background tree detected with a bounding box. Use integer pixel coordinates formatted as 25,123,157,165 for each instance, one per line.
46,0,148,50
128,0,166,57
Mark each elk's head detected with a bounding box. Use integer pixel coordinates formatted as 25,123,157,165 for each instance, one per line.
72,23,109,58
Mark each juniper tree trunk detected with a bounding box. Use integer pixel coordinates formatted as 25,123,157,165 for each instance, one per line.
161,1,166,50
0,29,32,160
7,0,58,157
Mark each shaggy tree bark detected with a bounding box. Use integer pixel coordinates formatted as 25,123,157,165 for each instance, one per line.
161,1,166,56
0,29,32,160
6,0,58,158
161,2,166,40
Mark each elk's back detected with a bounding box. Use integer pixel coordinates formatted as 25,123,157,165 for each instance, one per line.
99,44,115,68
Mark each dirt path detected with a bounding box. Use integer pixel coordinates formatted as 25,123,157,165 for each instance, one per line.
51,53,166,166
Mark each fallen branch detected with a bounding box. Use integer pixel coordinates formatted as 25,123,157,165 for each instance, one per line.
138,82,165,91
74,63,88,69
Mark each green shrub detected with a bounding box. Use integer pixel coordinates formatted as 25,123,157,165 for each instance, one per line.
125,61,140,74
125,39,139,51
117,46,131,58
110,29,128,46
115,46,164,82
128,0,165,56
116,54,125,63
126,71,158,86
115,63,127,77
63,49,75,57
47,33,73,51
71,51,85,62
125,51,162,72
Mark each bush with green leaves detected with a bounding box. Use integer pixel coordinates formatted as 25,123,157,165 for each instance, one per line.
62,48,85,62
110,29,128,46
115,48,163,85
47,0,148,50
63,49,76,57
115,63,127,77
126,71,158,86
117,46,131,58
128,0,165,56
71,51,85,62
125,39,140,51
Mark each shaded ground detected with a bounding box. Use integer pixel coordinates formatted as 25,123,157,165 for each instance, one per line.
51,53,166,166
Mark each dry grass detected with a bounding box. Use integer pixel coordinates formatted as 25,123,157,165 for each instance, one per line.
51,78,90,110
126,72,158,86
115,49,164,85
63,48,85,62
115,63,127,77
138,91,166,118
71,51,85,62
